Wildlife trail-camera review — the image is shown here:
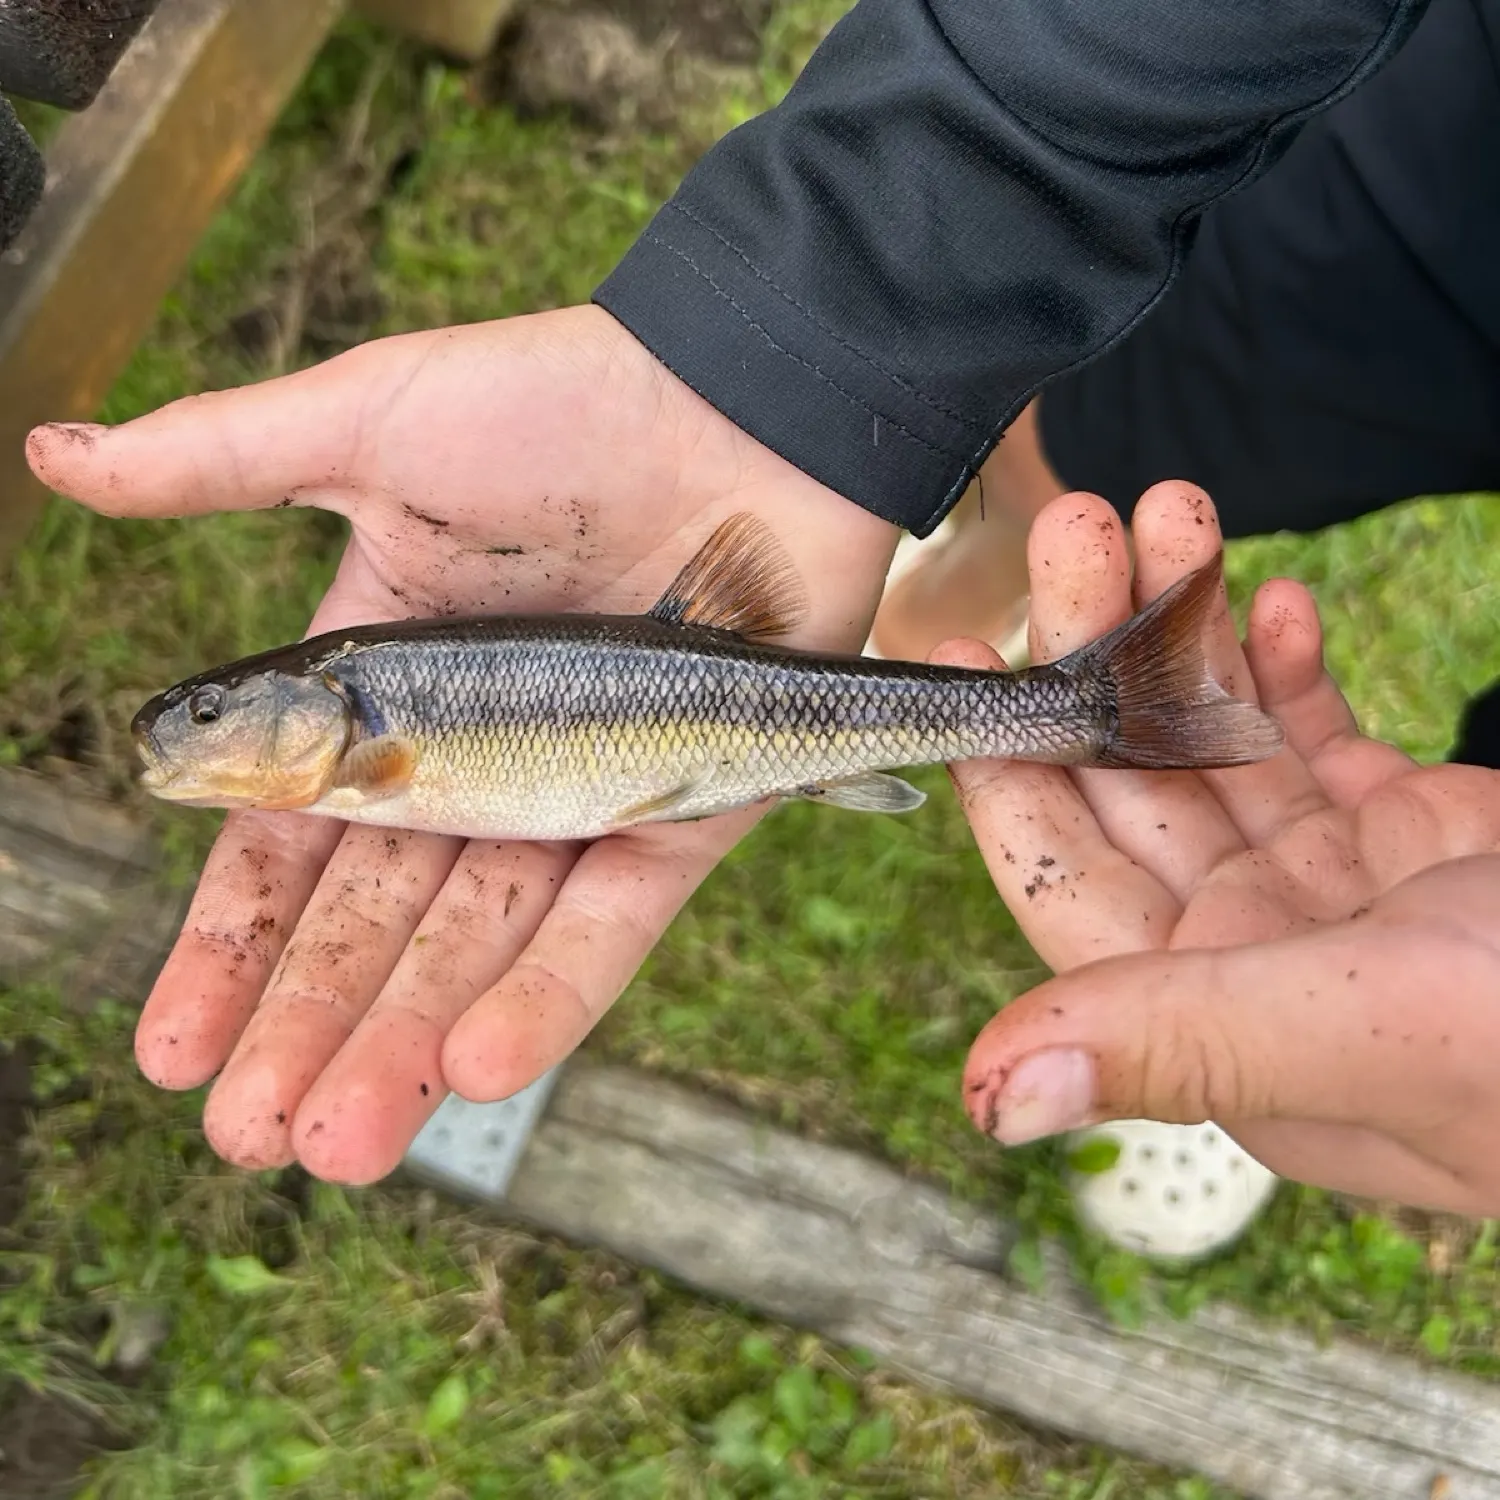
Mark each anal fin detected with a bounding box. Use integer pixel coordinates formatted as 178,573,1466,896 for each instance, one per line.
794,772,925,814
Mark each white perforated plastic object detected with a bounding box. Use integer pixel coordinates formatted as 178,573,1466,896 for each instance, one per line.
1064,1119,1279,1262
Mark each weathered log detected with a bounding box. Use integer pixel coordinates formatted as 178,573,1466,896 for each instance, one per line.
4,765,1499,1499
0,92,44,248
0,0,162,110
0,768,185,1003
503,1067,1500,1500
0,0,342,560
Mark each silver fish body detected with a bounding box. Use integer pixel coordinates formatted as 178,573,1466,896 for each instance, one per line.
131,515,1284,840
292,614,1115,840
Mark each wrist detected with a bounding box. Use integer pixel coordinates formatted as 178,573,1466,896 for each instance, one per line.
587,301,900,569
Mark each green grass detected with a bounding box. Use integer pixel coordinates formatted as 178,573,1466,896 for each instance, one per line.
3,9,1499,1497
5,94,66,147
2,990,1230,1500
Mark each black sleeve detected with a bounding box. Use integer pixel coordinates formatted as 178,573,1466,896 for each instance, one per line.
593,0,1429,536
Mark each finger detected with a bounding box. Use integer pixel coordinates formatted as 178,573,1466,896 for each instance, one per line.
291,837,579,1184
1041,485,1246,903
441,809,763,1102
134,810,343,1089
1245,578,1415,806
1129,484,1256,700
1360,765,1500,891
133,577,419,1101
1130,492,1336,851
939,641,1183,971
962,862,1500,1146
23,339,398,518
201,826,463,1169
1230,1117,1494,1216
1023,493,1133,667
936,494,1180,971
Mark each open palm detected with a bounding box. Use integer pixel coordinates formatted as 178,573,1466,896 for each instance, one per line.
946,484,1500,1214
30,305,897,1182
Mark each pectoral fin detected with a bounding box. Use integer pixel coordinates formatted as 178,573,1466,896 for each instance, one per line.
794,772,925,814
648,513,806,640
333,733,419,797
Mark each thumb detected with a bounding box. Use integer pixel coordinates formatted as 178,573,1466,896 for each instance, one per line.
962,896,1500,1145
24,337,404,519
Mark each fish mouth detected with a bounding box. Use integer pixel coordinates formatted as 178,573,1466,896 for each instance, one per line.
130,717,266,808
131,719,180,795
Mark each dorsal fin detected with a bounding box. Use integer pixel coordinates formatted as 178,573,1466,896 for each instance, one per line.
648,513,806,640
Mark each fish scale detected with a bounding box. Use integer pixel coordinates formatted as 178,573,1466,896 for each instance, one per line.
130,515,1284,840
300,616,1114,842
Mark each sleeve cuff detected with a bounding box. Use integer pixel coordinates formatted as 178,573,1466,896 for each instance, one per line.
593,202,995,538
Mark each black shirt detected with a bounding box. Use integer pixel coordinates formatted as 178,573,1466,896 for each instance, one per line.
593,0,1430,536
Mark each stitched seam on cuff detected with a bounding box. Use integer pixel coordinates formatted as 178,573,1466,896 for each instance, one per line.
640,229,969,462
666,199,984,431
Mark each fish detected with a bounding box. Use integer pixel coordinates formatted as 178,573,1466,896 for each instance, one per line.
130,513,1283,842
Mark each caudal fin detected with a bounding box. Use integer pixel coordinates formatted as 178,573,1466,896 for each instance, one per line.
1060,556,1285,771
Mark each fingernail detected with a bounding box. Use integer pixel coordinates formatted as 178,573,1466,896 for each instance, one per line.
990,1048,1094,1145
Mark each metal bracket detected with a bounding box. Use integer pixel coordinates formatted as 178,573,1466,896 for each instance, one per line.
404,1068,561,1203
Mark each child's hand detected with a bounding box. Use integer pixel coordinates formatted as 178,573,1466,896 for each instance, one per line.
30,306,897,1183
944,483,1500,1215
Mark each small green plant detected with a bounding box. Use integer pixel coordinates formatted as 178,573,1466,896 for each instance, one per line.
705,1337,896,1495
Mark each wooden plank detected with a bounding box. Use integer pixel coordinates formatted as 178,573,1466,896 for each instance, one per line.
3,764,1498,1498
0,0,343,561
0,768,185,1002
355,0,518,61
0,1,162,110
506,1068,1500,1500
0,92,44,248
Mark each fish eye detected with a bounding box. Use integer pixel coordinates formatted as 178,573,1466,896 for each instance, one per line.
187,686,226,726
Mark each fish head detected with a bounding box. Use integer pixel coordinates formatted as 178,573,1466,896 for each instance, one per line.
132,667,351,810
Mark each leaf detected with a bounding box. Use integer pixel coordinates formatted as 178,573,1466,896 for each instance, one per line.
710,1395,766,1470
801,896,865,949
738,1334,779,1369
1092,1251,1148,1331
422,1372,471,1436
824,1376,856,1432
843,1413,893,1468
1420,1312,1454,1359
772,1365,819,1440
759,1419,794,1466
204,1255,288,1297
1066,1136,1123,1175
1007,1238,1047,1294
1174,1479,1219,1500
271,1437,331,1482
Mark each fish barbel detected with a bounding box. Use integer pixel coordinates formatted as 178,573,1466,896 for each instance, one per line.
130,514,1283,841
